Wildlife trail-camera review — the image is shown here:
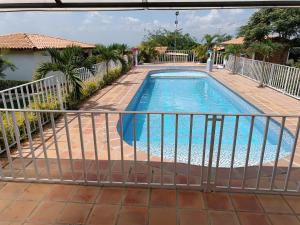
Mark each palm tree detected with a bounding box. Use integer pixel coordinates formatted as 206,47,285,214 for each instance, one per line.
247,40,282,87
0,54,16,78
36,46,95,98
110,43,132,71
93,44,126,75
110,43,131,56
202,34,219,50
224,44,244,74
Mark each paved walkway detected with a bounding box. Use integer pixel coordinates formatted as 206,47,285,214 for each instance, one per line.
1,182,300,225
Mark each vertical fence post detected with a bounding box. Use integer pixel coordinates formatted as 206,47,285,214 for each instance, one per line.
241,57,245,76
56,76,64,110
283,67,291,94
268,63,275,86
206,115,217,192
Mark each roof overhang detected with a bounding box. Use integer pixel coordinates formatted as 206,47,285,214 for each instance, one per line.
0,1,300,12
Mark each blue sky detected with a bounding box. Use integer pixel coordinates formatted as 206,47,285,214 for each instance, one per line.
0,9,255,46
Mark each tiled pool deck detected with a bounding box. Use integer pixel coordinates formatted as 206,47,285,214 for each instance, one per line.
1,64,300,224
3,64,299,180
1,182,300,225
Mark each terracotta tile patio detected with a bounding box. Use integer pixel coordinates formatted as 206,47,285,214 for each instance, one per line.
0,182,300,224
0,65,298,188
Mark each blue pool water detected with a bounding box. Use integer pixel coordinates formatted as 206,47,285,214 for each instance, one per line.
119,70,294,167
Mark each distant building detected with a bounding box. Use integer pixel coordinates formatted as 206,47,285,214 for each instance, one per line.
0,33,95,81
154,46,168,54
213,37,245,53
217,36,291,65
221,37,245,46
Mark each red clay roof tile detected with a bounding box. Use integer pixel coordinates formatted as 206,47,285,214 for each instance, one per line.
0,33,95,50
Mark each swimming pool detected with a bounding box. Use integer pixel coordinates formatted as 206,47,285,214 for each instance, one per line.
119,70,294,167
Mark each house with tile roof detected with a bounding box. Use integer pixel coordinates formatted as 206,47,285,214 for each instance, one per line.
0,33,95,80
215,36,292,64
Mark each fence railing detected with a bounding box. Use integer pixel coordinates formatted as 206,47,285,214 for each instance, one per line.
225,56,300,100
214,51,224,65
0,109,299,193
77,60,119,82
156,50,224,65
0,61,121,111
0,61,121,154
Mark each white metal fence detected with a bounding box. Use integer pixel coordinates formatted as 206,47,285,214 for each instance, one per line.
0,61,121,154
0,109,299,193
1,58,300,194
0,61,121,111
156,50,224,65
225,56,300,100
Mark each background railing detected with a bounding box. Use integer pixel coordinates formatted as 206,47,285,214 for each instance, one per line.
0,109,299,194
225,55,300,100
77,61,119,82
0,60,121,154
156,50,224,65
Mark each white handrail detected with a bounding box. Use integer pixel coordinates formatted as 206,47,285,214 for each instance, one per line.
156,50,224,65
225,55,300,100
0,110,299,194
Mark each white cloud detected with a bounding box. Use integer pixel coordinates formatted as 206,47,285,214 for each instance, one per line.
122,16,140,23
0,9,254,46
179,9,249,40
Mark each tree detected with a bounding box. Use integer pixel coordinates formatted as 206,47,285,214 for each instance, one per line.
224,44,244,74
92,44,126,75
192,44,208,62
110,43,131,56
191,34,232,63
0,54,16,78
143,29,197,50
215,34,233,44
110,43,132,71
202,34,219,50
238,8,300,46
138,43,158,63
36,46,95,98
247,40,282,87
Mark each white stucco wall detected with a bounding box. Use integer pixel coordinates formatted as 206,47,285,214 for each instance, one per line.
3,50,52,81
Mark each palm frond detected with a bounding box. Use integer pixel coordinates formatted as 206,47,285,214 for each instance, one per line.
35,62,60,79
46,48,63,64
67,70,83,98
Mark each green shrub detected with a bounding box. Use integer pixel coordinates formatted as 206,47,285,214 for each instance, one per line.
29,95,60,110
103,67,122,85
81,80,99,98
0,95,61,150
0,111,37,150
294,62,300,68
122,60,133,73
64,92,80,110
98,80,105,89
